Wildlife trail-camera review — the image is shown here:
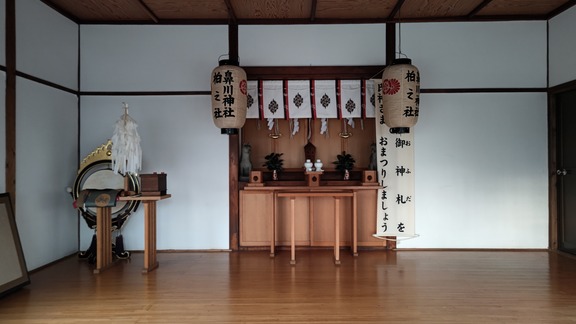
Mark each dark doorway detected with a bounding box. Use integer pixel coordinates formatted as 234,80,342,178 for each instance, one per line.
557,89,576,255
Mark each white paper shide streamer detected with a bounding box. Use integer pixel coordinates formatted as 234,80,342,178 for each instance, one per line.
313,80,337,135
246,80,260,119
111,102,142,175
287,80,312,136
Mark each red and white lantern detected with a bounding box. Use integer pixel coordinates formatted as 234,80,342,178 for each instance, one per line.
381,58,420,134
211,59,248,135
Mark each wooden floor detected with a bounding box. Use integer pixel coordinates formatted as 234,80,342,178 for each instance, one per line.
1,250,576,323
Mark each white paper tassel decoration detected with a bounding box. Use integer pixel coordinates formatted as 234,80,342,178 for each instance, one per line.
320,118,329,135
111,102,142,175
291,119,300,136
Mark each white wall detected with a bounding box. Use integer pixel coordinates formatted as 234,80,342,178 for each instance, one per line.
16,0,78,90
80,25,230,250
242,22,548,249
240,24,386,66
16,78,78,270
78,24,385,251
549,5,576,87
78,22,549,250
61,15,576,254
401,21,547,89
408,92,548,248
81,25,227,91
79,96,229,250
15,0,78,270
397,21,549,248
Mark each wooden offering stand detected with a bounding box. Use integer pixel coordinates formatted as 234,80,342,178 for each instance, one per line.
305,170,323,187
241,167,382,265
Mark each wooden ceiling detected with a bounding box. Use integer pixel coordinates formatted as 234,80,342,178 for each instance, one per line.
42,0,575,24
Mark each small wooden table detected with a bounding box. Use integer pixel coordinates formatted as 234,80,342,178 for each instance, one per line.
274,190,357,265
94,194,171,274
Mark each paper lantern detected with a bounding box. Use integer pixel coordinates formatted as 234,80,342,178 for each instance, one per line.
381,58,420,134
211,59,248,135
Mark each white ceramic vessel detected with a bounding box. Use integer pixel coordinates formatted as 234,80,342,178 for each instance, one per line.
314,159,323,171
304,159,314,171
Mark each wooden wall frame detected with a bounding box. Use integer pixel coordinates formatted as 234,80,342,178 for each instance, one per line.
228,22,395,251
231,65,387,251
244,65,384,81
0,193,30,297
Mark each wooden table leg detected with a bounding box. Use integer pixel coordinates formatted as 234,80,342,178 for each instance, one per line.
290,197,296,265
106,208,112,266
143,201,159,273
352,191,358,257
309,198,315,246
270,192,276,258
94,207,112,274
334,197,341,265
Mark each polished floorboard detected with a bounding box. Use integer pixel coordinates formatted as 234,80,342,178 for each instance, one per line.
1,250,576,323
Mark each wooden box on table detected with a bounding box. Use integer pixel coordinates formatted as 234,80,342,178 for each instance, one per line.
140,173,167,196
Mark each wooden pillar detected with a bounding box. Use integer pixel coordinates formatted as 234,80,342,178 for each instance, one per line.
229,134,239,250
228,23,240,251
386,22,396,66
385,22,397,250
6,0,16,207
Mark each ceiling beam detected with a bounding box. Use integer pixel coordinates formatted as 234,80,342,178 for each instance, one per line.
547,0,576,19
136,0,159,23
387,0,405,21
224,0,238,24
310,0,318,22
243,66,384,80
40,0,80,23
73,14,550,26
467,0,493,18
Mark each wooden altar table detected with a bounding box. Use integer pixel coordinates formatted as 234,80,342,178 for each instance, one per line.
273,189,357,265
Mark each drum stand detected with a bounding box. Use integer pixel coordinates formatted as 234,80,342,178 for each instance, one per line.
78,230,130,264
